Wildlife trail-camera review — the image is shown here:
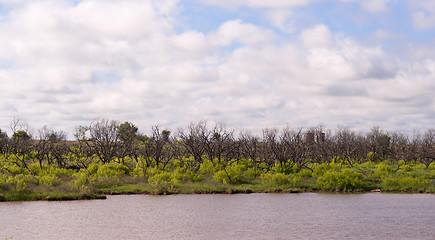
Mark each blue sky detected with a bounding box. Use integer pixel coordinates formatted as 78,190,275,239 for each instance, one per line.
0,0,434,137
180,1,434,47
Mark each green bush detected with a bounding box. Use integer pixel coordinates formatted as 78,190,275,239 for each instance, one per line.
88,164,99,174
261,172,290,185
316,169,366,191
296,169,313,178
372,162,392,179
72,170,96,187
271,162,297,174
37,174,62,187
245,167,262,180
199,159,217,175
96,163,131,178
312,163,341,177
381,176,430,191
213,170,231,184
2,174,38,192
399,163,413,172
132,161,148,177
148,172,180,194
2,164,26,175
213,164,248,184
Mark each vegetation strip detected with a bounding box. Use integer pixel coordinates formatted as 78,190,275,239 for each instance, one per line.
0,120,434,201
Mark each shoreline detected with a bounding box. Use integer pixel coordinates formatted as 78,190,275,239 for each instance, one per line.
2,187,434,202
2,160,434,202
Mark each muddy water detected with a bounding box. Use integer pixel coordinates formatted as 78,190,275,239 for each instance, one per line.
1,193,435,239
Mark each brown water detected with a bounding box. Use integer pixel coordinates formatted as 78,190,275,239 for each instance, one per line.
1,193,434,239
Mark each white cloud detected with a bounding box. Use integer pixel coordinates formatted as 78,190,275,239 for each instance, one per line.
0,0,434,137
265,9,297,33
360,0,390,13
195,0,312,9
412,11,435,30
194,0,309,34
0,0,183,133
300,24,335,48
341,0,391,13
208,20,276,47
368,29,404,42
0,0,27,6
409,0,435,30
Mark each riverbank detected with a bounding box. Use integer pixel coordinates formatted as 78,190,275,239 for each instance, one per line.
2,182,434,202
1,159,435,201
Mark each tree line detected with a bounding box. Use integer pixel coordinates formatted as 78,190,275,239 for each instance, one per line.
0,119,434,172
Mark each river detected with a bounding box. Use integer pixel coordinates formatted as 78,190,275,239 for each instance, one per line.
1,193,434,239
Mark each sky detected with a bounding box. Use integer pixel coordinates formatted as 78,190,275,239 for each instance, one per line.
0,0,435,138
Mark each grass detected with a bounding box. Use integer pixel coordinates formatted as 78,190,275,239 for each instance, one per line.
0,190,106,201
1,160,435,201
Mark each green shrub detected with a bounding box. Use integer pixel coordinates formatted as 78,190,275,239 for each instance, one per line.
148,172,180,194
199,159,217,175
96,163,131,178
2,164,26,175
399,164,413,172
245,167,262,180
359,161,376,168
372,162,392,179
184,170,204,182
213,164,247,184
296,169,313,178
270,172,290,185
88,164,99,174
313,163,341,177
37,174,62,187
381,176,430,191
316,169,366,191
3,174,38,192
72,171,94,186
271,162,297,174
148,172,173,185
213,170,231,184
260,172,306,188
132,161,148,177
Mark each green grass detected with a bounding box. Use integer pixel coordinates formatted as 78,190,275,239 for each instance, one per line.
1,160,435,201
0,190,106,201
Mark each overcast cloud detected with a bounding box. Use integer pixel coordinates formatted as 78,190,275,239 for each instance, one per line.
0,0,434,137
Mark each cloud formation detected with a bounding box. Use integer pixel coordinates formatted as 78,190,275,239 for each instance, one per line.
341,0,391,13
196,0,312,9
0,0,434,138
411,0,435,30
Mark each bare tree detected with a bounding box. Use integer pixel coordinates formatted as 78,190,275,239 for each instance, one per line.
306,126,335,164
334,127,366,166
238,129,260,162
263,127,303,169
389,131,407,160
0,128,8,155
33,126,68,168
150,126,172,169
88,119,121,164
177,121,207,170
420,129,435,168
10,115,23,134
201,122,237,164
281,127,308,169
9,128,32,172
34,126,53,168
